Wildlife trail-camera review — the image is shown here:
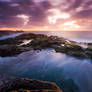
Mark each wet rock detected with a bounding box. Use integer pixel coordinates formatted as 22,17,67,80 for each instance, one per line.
0,32,91,59
0,45,23,57
0,78,62,92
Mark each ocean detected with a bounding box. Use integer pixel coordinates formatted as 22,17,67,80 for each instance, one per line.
28,31,92,43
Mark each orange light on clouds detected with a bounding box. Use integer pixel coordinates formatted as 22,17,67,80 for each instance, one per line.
0,26,82,31
63,21,80,30
0,27,51,31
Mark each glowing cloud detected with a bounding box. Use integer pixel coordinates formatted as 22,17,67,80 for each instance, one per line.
76,7,84,12
17,14,29,25
63,21,80,30
48,9,71,24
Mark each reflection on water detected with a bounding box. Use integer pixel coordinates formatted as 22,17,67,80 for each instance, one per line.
0,49,92,92
0,33,23,40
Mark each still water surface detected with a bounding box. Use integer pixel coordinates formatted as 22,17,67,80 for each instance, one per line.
0,49,92,92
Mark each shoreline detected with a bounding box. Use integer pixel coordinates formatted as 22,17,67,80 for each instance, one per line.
0,32,92,59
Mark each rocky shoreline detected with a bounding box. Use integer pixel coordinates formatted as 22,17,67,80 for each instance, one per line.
0,33,92,59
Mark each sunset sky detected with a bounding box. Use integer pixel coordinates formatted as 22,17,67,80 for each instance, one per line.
0,0,92,31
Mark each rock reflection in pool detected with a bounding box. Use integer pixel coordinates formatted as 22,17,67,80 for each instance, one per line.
0,49,92,92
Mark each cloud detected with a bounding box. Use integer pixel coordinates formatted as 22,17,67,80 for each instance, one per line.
71,0,83,9
74,9,92,19
0,0,52,27
0,0,92,30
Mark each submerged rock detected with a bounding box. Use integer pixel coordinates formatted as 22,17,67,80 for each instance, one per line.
0,78,62,92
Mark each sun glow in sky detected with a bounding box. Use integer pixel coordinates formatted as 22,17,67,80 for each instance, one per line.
63,21,80,30
63,21,80,28
0,0,92,31
48,9,71,24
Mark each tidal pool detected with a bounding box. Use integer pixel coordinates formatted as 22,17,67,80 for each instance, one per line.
0,49,92,92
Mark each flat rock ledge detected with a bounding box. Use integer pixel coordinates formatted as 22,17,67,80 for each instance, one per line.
0,78,62,92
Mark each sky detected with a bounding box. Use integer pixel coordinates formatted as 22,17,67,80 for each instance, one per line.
0,0,92,31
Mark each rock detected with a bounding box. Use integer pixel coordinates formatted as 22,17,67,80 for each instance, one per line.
0,78,62,92
0,32,91,59
0,45,23,57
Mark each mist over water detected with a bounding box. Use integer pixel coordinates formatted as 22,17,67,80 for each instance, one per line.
0,49,92,92
0,31,92,42
29,31,92,43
